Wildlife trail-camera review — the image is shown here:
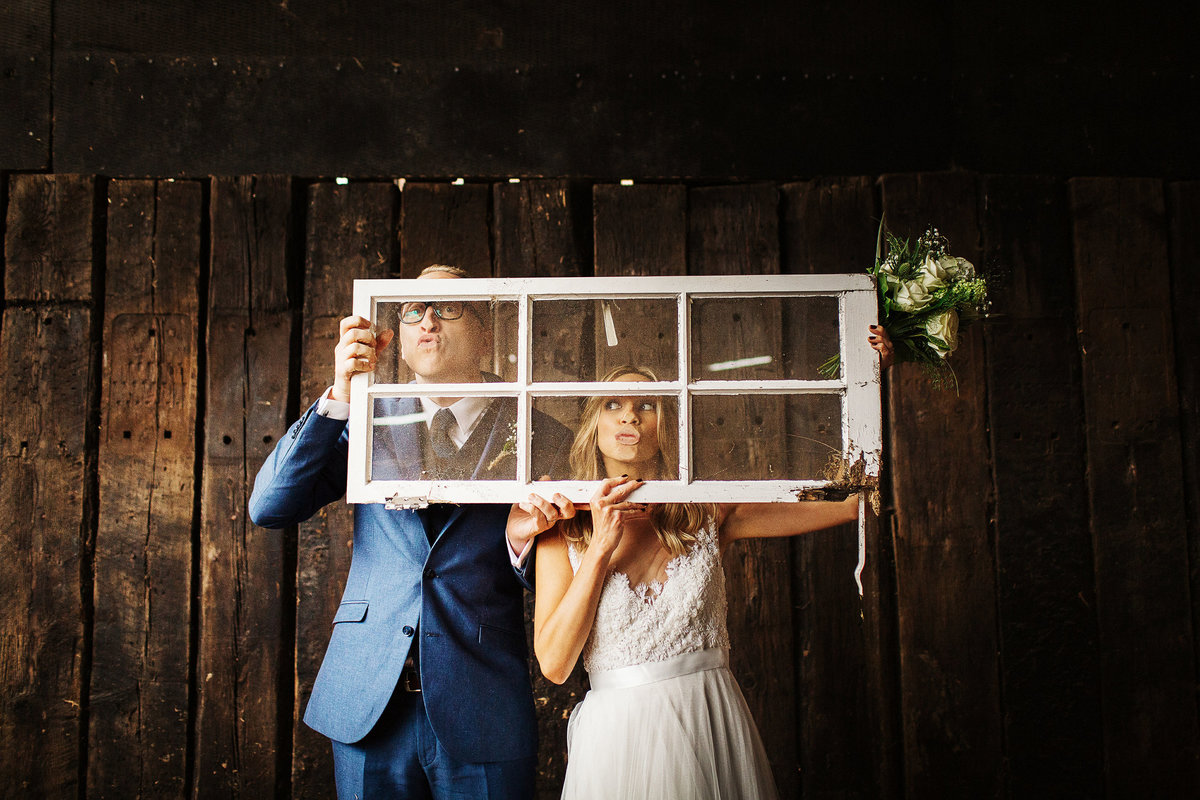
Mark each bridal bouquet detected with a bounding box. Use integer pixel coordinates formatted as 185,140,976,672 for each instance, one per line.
820,224,988,389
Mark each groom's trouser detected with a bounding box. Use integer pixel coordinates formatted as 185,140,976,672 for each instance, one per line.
330,680,536,800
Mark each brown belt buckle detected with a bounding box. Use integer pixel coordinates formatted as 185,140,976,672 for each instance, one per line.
402,658,421,693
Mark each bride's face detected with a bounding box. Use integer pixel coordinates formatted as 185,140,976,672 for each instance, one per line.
595,373,661,477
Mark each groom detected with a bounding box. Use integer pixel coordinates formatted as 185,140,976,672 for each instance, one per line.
250,265,572,798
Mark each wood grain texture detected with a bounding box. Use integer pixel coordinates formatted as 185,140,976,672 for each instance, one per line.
1069,177,1200,794
291,182,396,797
494,179,584,279
0,175,95,796
89,179,202,798
5,174,94,302
686,183,800,798
493,178,587,798
0,0,50,169
194,176,293,796
879,171,1004,798
400,182,490,278
1167,181,1200,714
782,177,901,800
593,184,686,276
980,175,1104,797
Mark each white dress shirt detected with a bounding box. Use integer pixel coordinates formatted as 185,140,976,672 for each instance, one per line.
315,387,533,566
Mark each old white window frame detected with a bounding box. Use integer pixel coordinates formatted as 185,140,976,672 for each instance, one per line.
347,274,881,508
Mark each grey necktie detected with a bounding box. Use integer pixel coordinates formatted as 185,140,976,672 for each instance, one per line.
429,408,458,459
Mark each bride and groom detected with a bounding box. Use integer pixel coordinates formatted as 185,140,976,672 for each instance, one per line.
250,265,892,798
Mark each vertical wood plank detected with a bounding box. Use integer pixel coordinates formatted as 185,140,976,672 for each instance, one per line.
1167,181,1200,710
879,171,1004,798
0,174,94,797
686,183,799,798
494,179,585,279
89,179,202,798
5,173,94,302
592,184,686,383
593,184,687,276
292,182,396,797
493,178,587,799
195,176,293,796
1070,177,1200,794
980,175,1104,796
399,182,490,278
781,176,901,800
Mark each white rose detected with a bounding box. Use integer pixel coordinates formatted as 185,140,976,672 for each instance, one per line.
894,280,932,311
925,310,960,357
919,254,949,290
936,254,960,277
954,257,975,279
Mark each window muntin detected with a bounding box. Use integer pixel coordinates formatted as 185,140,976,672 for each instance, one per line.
346,275,880,507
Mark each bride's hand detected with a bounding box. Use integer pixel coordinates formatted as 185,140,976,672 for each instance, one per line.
589,476,646,556
869,324,894,369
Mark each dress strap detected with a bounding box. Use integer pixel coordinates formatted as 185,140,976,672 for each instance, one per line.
587,648,728,690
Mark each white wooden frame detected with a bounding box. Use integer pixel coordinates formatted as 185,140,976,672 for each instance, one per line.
348,275,881,507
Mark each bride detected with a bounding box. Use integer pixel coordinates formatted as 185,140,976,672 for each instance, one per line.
508,329,891,799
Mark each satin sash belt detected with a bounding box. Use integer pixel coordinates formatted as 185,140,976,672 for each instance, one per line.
588,648,729,690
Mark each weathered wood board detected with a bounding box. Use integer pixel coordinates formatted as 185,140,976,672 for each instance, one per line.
89,178,202,797
782,176,901,800
0,174,95,796
291,182,397,797
1070,177,1200,794
880,171,1004,798
981,175,1104,797
686,183,799,798
195,175,293,796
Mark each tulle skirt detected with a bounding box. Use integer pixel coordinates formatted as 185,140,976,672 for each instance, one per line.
561,649,779,800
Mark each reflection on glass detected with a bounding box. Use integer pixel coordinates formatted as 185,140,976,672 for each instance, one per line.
691,394,841,481
373,299,519,385
531,298,678,382
370,392,575,482
690,296,840,380
533,390,681,482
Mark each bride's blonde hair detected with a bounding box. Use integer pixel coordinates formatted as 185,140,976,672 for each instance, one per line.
559,365,716,556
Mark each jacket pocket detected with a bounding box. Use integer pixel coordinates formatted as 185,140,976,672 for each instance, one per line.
478,622,527,655
333,600,368,624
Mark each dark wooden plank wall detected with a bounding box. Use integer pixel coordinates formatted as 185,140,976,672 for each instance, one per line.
1,172,1197,799
5,1,1195,177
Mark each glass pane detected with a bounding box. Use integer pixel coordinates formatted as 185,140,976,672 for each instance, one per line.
531,298,678,382
370,393,525,482
690,296,840,380
532,393,681,481
373,299,519,385
691,394,841,480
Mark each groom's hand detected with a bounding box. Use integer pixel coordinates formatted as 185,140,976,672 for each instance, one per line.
506,490,576,554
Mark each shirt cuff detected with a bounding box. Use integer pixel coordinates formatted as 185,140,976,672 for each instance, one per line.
316,387,350,421
507,534,535,568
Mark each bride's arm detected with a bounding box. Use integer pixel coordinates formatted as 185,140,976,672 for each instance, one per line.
534,477,643,685
533,532,612,684
717,496,860,546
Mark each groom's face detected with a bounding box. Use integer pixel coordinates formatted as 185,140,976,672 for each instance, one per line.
398,273,490,384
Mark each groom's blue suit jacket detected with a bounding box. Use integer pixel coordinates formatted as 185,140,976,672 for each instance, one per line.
249,393,571,761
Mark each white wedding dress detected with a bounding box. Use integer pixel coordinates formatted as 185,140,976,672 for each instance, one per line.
561,525,779,800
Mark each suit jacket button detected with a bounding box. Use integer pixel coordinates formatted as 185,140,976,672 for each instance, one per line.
402,625,414,636
423,568,437,579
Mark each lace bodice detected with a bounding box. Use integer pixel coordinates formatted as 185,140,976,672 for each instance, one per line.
567,523,730,674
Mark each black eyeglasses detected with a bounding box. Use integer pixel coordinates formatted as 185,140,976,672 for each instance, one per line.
399,301,467,325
